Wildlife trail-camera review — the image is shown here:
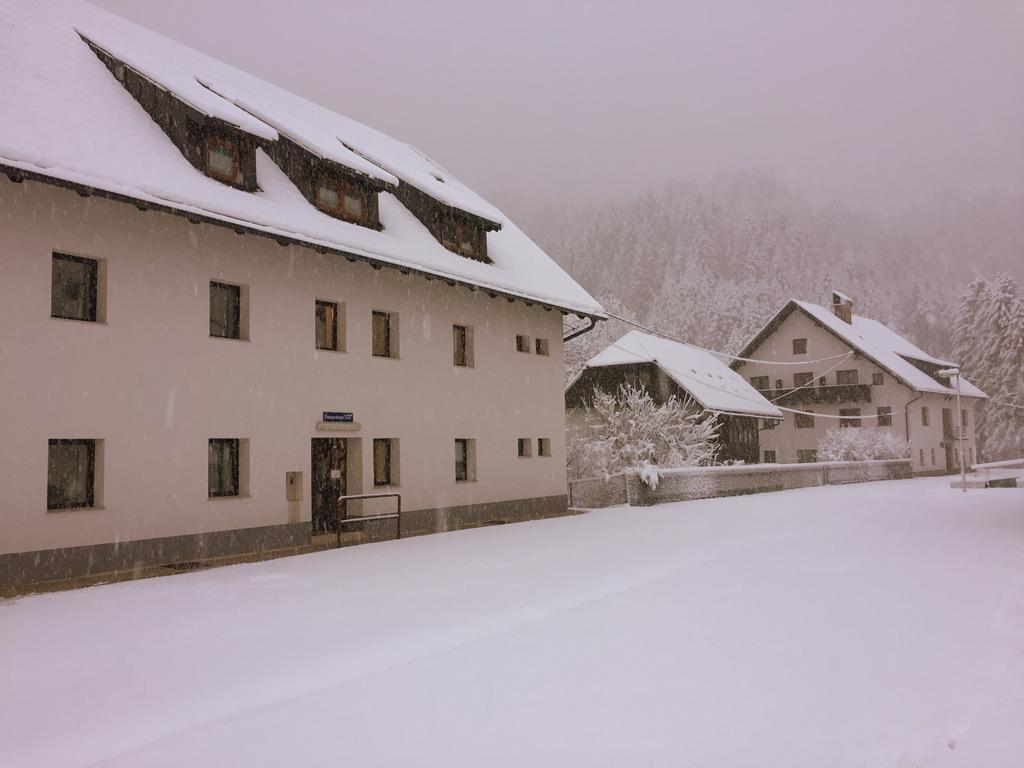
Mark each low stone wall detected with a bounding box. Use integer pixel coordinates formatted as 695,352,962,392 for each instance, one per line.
570,459,913,509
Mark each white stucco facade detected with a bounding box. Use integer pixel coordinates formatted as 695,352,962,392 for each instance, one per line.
0,177,573,562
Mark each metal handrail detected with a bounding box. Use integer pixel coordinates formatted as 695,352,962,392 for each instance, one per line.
335,492,401,547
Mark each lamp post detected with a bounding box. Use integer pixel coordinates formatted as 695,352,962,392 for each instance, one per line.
937,368,966,492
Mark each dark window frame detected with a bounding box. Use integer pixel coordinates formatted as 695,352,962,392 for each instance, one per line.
372,310,395,358
792,338,808,355
314,172,371,226
47,439,96,510
51,252,98,322
877,406,893,427
797,449,818,464
839,408,862,428
535,338,550,356
204,133,242,185
315,299,340,351
537,438,552,457
210,281,242,339
872,372,885,385
517,438,532,457
921,406,930,427
453,324,470,367
750,376,770,391
795,411,815,429
455,438,470,482
763,450,777,463
793,372,815,388
373,438,393,487
515,334,531,353
208,438,240,498
836,369,859,386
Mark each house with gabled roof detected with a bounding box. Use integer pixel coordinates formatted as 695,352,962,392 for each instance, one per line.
733,292,987,473
0,1,603,592
565,330,783,465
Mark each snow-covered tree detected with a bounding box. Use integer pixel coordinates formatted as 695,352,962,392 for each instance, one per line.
817,428,912,462
570,385,719,479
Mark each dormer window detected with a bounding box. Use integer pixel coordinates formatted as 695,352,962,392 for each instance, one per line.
443,219,484,261
315,174,370,226
204,133,242,185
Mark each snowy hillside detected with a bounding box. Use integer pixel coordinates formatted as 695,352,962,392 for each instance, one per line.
2,477,1023,767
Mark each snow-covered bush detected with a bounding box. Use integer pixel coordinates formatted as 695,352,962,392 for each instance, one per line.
817,427,912,462
570,385,719,480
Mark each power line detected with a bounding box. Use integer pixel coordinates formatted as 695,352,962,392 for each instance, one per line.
601,310,855,366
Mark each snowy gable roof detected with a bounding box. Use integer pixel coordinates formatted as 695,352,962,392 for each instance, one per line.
0,1,603,318
580,331,784,418
742,300,987,399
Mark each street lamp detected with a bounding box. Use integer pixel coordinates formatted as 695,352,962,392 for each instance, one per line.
936,368,966,493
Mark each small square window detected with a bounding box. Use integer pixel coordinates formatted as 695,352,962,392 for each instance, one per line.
455,438,476,482
372,311,398,358
793,372,814,388
516,334,531,353
51,253,98,322
315,174,369,226
792,338,807,355
876,406,892,427
751,376,770,390
210,281,242,340
795,412,815,429
763,450,776,463
373,438,396,487
208,438,240,498
344,192,364,219
836,370,859,386
315,300,343,351
204,134,241,185
47,439,97,510
535,338,550,356
839,408,861,427
517,438,532,458
537,438,552,457
453,324,474,367
797,449,818,463
872,372,884,385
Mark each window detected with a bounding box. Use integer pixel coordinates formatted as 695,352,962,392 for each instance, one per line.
516,334,531,353
373,438,395,486
930,447,936,466
969,447,974,465
47,439,96,510
535,338,550,356
797,449,818,463
763,450,777,463
818,376,828,387
793,372,814,388
836,370,859,386
921,406,930,427
839,408,861,427
872,372,885,385
750,376,770,390
795,411,815,429
877,406,892,427
775,379,784,390
517,438,532,457
315,175,369,225
208,438,239,497
920,448,925,466
792,338,808,355
204,134,241,185
537,438,552,457
455,438,476,482
315,300,343,351
51,253,98,322
453,324,474,367
761,418,776,430
961,409,968,427
210,281,241,340
372,310,398,358
455,221,477,258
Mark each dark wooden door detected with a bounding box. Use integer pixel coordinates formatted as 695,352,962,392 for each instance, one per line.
311,438,347,533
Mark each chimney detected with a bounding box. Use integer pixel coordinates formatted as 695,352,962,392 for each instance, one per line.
831,291,853,324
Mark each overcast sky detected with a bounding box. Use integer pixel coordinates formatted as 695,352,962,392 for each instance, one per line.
93,0,1024,213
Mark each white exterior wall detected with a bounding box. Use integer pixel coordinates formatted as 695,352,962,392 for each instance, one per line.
0,178,570,555
736,308,980,473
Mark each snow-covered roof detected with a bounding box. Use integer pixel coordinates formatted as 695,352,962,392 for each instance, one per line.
576,331,784,418
742,300,987,399
0,1,603,319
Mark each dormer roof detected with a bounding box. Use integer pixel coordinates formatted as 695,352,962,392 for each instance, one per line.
0,1,602,319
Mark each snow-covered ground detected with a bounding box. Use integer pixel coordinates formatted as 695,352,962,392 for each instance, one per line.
2,477,1023,767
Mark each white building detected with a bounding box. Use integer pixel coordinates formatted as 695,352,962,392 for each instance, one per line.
566,330,783,465
734,293,987,472
0,2,603,591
